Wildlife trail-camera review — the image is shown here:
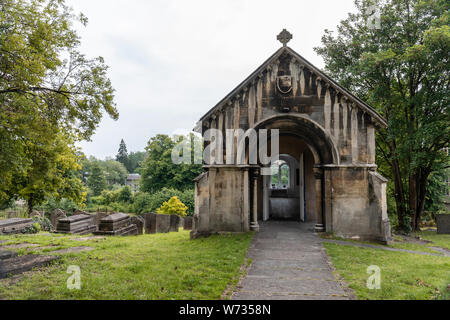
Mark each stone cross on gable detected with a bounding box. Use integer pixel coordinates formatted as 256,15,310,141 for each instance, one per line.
277,29,293,47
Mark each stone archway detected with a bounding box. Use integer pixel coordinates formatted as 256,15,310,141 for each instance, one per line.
253,114,340,232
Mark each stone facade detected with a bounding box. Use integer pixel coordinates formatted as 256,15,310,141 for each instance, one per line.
191,38,392,244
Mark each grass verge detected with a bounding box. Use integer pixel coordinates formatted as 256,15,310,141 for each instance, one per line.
0,230,254,300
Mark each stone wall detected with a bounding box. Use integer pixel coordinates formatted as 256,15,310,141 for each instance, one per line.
329,168,391,243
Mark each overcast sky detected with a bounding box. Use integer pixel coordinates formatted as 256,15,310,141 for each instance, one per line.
69,0,358,159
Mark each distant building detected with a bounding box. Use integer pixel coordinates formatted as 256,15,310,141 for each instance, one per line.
126,174,141,193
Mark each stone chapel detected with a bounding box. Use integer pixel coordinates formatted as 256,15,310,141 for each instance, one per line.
191,30,392,243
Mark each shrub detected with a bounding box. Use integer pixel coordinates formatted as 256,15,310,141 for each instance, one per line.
133,192,153,214
38,197,79,215
118,186,133,203
134,188,194,215
157,196,188,217
100,189,120,205
32,216,53,232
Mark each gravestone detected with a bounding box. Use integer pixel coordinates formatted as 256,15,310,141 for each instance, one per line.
156,214,170,233
0,254,60,279
94,213,138,236
183,216,193,230
50,209,66,228
0,250,17,261
0,218,34,235
436,214,450,234
131,216,144,235
30,210,43,218
95,212,109,230
169,215,180,232
144,213,157,234
179,217,184,228
56,214,96,235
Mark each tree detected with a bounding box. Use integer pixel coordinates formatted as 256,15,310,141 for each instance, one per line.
116,139,129,170
315,0,449,231
87,163,106,196
101,160,128,185
127,151,146,173
0,0,118,208
118,186,133,203
140,134,202,193
9,131,87,214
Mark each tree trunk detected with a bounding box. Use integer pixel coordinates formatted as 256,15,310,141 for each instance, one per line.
392,157,407,231
27,198,34,217
409,172,418,231
414,170,430,232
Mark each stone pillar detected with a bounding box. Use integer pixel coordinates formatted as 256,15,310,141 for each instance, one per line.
314,167,325,232
243,168,250,232
324,168,333,233
251,169,260,232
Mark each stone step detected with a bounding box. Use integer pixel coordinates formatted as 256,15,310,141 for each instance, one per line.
0,255,60,279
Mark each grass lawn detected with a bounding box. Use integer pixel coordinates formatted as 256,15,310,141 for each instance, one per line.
323,232,450,300
416,231,450,250
0,230,254,300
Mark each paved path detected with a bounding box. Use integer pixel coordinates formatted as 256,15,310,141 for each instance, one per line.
232,221,352,300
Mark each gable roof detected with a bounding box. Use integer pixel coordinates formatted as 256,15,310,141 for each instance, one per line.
199,46,387,128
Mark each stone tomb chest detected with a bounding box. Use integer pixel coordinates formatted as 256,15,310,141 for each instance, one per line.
0,218,34,235
94,213,138,236
56,214,96,235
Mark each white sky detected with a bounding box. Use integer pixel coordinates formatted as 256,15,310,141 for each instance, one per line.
69,0,358,159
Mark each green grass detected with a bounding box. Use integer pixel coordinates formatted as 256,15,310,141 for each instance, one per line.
0,230,254,300
319,233,444,254
415,231,450,250
323,243,450,300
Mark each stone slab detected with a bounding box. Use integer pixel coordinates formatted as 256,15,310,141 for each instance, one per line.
0,218,33,235
94,212,109,229
100,212,129,223
2,243,40,250
0,255,60,279
56,225,96,235
131,216,144,235
94,224,138,236
436,214,450,234
50,209,66,228
144,213,157,234
0,250,17,260
169,215,180,232
183,216,193,230
156,214,170,233
58,214,93,224
98,216,130,232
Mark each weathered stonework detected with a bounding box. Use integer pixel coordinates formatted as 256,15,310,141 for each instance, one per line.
192,37,391,243
50,209,66,229
436,214,450,234
144,213,157,234
0,218,34,235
